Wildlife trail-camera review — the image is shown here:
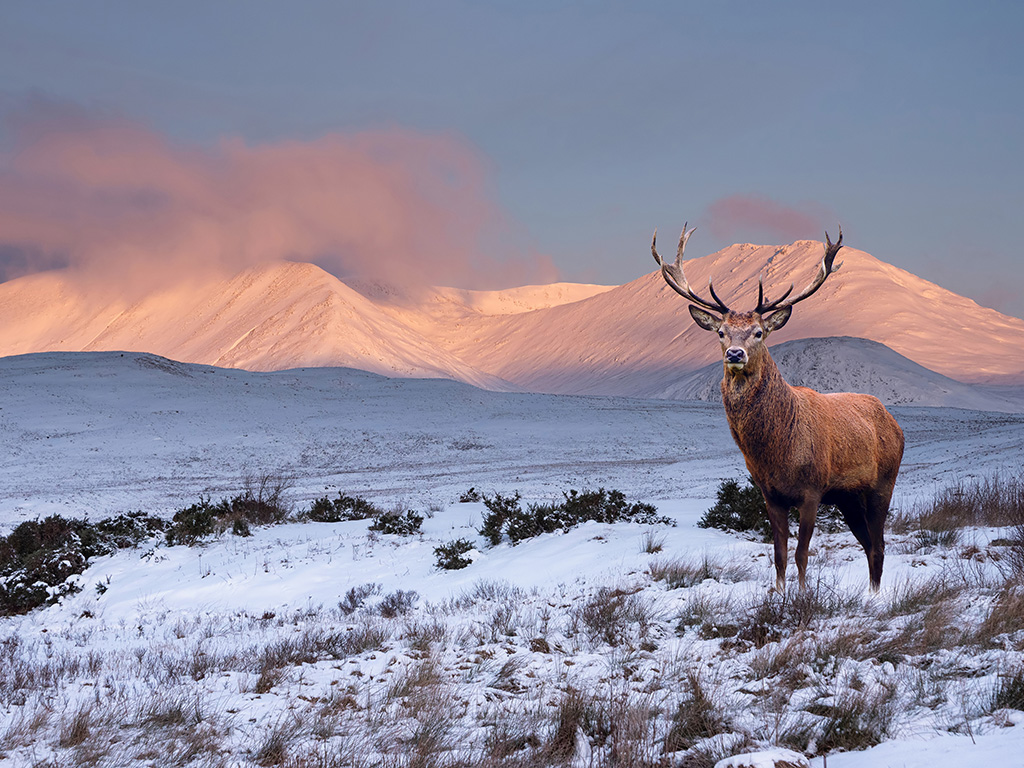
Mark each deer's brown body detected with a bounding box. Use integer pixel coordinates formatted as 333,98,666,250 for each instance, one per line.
651,226,904,590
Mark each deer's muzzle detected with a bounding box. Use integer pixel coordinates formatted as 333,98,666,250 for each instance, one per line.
725,347,747,366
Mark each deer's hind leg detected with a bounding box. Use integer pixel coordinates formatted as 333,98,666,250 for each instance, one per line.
863,489,892,591
832,489,885,592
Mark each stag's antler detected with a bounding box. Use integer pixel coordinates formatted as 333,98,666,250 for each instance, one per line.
651,224,731,314
756,227,844,314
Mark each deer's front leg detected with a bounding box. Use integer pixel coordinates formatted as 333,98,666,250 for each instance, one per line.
794,495,822,590
764,500,791,592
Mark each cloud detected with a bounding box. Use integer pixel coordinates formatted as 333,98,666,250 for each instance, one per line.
0,98,556,294
703,194,833,245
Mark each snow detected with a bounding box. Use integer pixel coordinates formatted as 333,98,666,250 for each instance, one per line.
1,350,1023,766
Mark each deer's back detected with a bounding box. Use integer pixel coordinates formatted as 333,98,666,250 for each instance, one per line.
791,387,904,492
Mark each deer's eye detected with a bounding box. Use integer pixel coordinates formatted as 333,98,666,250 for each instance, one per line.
754,330,763,339
718,330,725,338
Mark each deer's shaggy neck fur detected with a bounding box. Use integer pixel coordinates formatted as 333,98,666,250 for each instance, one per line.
721,347,799,476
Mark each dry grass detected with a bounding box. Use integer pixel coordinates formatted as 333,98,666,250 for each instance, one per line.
891,474,1024,537
568,586,658,648
649,553,752,589
7,477,1024,766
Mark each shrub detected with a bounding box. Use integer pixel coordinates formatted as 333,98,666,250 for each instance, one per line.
434,539,474,570
480,492,522,546
480,488,669,546
0,512,166,615
560,488,667,526
569,586,655,647
368,509,423,535
165,482,293,546
505,502,565,544
699,478,770,539
307,493,382,523
700,478,843,541
459,487,482,503
165,498,219,546
339,583,381,615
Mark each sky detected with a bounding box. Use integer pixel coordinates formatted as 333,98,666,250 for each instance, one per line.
1,1,1023,316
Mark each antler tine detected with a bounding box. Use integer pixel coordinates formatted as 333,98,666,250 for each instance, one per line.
756,281,794,313
651,224,730,314
758,225,844,313
708,280,730,312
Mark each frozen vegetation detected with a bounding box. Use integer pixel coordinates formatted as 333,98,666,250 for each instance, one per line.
0,352,1023,767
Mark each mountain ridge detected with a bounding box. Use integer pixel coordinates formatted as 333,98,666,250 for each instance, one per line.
2,240,1023,408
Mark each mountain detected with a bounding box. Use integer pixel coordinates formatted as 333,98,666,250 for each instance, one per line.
0,263,519,390
424,240,1024,394
2,240,1023,408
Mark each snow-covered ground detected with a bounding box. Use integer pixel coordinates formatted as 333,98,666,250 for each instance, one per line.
1,351,1023,767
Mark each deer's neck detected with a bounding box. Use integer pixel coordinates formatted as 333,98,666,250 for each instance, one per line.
720,351,798,460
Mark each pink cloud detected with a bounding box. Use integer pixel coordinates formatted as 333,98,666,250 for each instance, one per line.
703,195,833,245
0,100,556,294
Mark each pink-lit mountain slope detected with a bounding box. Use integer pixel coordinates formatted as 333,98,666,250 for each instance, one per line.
425,240,1024,394
0,262,521,390
1,240,1022,403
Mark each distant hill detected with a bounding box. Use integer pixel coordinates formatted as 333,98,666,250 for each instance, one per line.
654,336,1024,412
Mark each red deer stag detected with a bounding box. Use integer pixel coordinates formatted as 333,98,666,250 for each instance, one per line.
651,225,904,591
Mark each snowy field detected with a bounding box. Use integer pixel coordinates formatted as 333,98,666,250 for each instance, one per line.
1,351,1023,767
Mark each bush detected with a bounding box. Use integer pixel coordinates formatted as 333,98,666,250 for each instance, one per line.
0,512,167,615
505,502,565,544
165,483,293,546
165,498,219,546
560,488,666,526
307,493,382,523
459,487,482,503
699,478,770,539
480,488,670,546
434,538,475,570
368,509,423,535
700,478,843,541
480,492,522,546
339,583,381,615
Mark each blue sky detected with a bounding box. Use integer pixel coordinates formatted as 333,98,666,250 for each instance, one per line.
2,1,1022,316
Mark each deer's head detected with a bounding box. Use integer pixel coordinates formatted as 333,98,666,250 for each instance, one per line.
651,224,843,374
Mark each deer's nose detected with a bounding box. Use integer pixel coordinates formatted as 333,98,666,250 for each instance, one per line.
725,347,747,364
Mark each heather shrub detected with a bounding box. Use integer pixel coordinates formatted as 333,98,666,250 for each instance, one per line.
480,488,669,546
0,512,166,615
458,487,482,503
434,538,474,570
480,492,522,546
699,478,770,539
165,478,293,546
339,583,381,615
307,493,382,523
165,498,219,546
700,477,842,541
559,488,667,526
368,509,424,535
379,590,419,618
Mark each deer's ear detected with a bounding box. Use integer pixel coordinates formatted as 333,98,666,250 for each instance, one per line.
688,305,722,332
762,306,792,334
